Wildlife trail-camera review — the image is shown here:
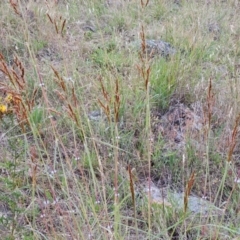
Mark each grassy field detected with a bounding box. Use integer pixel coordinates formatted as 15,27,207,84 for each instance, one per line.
0,0,240,239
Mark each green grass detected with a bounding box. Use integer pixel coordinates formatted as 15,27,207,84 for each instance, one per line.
0,0,240,239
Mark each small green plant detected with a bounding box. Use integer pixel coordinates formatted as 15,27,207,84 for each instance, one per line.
91,44,127,70
151,2,167,21
32,40,48,52
0,136,27,238
150,58,178,111
29,106,46,131
82,150,99,170
84,31,93,40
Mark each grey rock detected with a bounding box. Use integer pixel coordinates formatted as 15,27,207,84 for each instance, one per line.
130,39,176,58
142,182,224,216
170,192,223,215
145,39,176,58
208,22,220,34
208,22,221,40
88,110,103,121
82,25,96,32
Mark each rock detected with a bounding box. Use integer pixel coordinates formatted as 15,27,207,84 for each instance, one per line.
130,39,176,58
156,103,204,145
208,22,221,40
145,39,176,58
142,181,224,216
88,110,103,121
208,22,220,34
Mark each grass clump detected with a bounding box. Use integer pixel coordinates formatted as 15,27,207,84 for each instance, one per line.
0,0,240,239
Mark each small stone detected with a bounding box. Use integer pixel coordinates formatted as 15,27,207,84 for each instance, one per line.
145,39,176,58
88,110,102,121
142,182,224,216
130,39,176,59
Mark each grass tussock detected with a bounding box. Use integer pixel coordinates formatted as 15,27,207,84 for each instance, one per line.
0,0,240,239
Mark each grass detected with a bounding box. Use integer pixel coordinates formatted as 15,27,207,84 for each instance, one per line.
0,0,240,239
